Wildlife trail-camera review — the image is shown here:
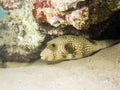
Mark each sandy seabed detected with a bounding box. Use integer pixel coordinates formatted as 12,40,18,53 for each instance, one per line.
0,43,120,90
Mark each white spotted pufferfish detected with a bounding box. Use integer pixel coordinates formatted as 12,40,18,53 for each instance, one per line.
40,35,119,63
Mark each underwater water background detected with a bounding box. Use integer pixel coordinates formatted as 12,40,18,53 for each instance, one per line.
0,7,5,20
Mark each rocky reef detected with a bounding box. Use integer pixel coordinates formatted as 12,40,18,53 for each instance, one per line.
0,0,120,63
32,0,120,31
32,0,88,30
0,1,45,63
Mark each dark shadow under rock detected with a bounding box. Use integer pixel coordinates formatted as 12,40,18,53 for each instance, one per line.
88,10,120,40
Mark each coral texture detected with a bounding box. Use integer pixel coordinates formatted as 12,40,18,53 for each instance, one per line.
32,0,120,36
32,0,88,30
0,1,45,62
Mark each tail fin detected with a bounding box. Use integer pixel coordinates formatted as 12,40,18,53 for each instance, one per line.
106,40,120,47
96,40,120,49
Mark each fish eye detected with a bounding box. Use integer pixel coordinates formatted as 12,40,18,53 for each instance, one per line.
51,43,56,47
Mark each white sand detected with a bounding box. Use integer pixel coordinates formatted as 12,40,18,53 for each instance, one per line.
0,43,120,90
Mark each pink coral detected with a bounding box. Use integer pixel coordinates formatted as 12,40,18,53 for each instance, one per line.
2,0,14,10
32,0,53,22
32,0,88,30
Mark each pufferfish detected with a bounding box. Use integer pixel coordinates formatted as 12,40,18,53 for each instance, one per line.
40,35,119,63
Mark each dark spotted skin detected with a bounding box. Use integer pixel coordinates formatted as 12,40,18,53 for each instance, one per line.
40,35,118,62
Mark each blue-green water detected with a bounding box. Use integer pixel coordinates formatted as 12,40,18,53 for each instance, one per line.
0,7,6,20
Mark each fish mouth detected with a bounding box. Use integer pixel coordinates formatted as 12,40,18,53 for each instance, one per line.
40,54,46,60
